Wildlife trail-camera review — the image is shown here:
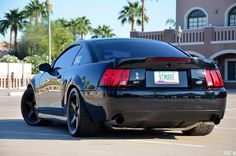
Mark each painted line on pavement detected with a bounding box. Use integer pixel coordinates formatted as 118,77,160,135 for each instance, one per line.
224,117,236,119
127,140,206,148
215,127,236,130
0,117,22,120
0,110,20,112
226,108,236,111
0,131,69,137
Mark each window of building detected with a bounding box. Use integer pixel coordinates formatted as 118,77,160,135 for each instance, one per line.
225,59,236,82
228,6,236,26
188,9,207,29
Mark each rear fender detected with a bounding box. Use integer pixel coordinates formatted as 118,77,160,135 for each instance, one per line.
65,76,107,122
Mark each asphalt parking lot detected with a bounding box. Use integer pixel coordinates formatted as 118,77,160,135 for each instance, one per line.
0,90,236,156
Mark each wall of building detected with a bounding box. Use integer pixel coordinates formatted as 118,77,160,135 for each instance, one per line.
180,43,236,58
216,54,236,89
176,0,236,29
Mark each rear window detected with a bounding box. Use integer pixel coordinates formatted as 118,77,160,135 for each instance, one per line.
91,39,189,60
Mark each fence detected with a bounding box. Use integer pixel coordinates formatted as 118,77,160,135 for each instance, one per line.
214,27,236,41
131,26,236,44
134,31,164,41
0,63,31,89
174,29,204,43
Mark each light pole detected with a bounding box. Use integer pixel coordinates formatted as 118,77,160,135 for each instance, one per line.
46,0,52,64
175,26,182,49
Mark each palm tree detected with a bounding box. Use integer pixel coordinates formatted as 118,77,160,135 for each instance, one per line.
75,16,92,40
67,19,77,39
57,18,69,27
166,18,176,29
0,9,28,55
141,0,158,32
67,16,92,40
91,25,116,38
24,0,46,24
118,1,148,32
0,18,4,36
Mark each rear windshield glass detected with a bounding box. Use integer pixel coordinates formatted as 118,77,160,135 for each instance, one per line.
91,39,189,60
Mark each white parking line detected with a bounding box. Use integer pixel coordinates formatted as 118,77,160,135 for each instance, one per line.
0,131,69,137
0,110,20,112
127,140,206,148
215,127,236,130
224,117,236,119
0,117,22,120
226,108,236,111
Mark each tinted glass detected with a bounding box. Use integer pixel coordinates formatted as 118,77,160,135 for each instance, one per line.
91,39,189,60
53,45,81,68
73,46,92,65
188,9,206,18
228,61,236,80
188,9,207,29
229,7,236,26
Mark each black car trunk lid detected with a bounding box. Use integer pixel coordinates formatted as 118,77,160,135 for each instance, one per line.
116,57,216,89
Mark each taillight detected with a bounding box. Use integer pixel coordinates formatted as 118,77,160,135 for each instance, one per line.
205,69,224,88
99,69,130,87
210,70,221,87
205,70,213,87
216,70,224,86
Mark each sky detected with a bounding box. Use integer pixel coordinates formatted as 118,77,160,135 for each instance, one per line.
0,0,176,42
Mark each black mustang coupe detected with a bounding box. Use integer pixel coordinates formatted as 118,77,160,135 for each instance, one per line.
21,38,227,137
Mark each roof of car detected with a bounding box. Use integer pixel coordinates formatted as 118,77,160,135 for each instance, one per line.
72,38,164,46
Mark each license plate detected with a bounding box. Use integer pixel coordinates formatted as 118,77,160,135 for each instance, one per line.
154,71,179,84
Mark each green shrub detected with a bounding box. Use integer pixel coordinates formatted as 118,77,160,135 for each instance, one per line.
23,54,48,74
0,54,22,63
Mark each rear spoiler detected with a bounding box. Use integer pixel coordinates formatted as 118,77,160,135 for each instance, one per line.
116,57,217,70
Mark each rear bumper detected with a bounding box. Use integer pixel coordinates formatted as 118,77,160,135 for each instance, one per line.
82,88,227,128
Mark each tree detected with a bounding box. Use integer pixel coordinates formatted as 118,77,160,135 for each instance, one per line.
76,16,92,40
118,1,148,32
67,16,92,40
0,9,28,55
19,22,74,60
19,24,48,58
91,25,116,38
141,0,158,32
57,18,69,27
0,18,3,36
23,54,48,74
24,0,47,25
166,18,176,29
51,21,74,59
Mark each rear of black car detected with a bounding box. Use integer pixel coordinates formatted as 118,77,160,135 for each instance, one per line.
87,39,227,135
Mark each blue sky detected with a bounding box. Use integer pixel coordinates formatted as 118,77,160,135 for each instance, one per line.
0,0,176,41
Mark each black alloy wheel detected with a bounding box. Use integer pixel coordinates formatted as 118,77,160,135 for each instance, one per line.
67,88,80,134
67,88,100,137
21,87,43,125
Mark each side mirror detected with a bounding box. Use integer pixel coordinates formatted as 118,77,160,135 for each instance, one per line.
39,63,51,72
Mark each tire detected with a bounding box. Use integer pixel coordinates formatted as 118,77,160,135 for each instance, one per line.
67,88,100,137
21,87,46,126
182,124,214,136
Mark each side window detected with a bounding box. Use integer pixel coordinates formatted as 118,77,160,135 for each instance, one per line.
53,45,81,68
73,46,92,65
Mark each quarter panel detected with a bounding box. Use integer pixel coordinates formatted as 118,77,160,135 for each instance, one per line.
63,61,114,121
30,73,43,106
